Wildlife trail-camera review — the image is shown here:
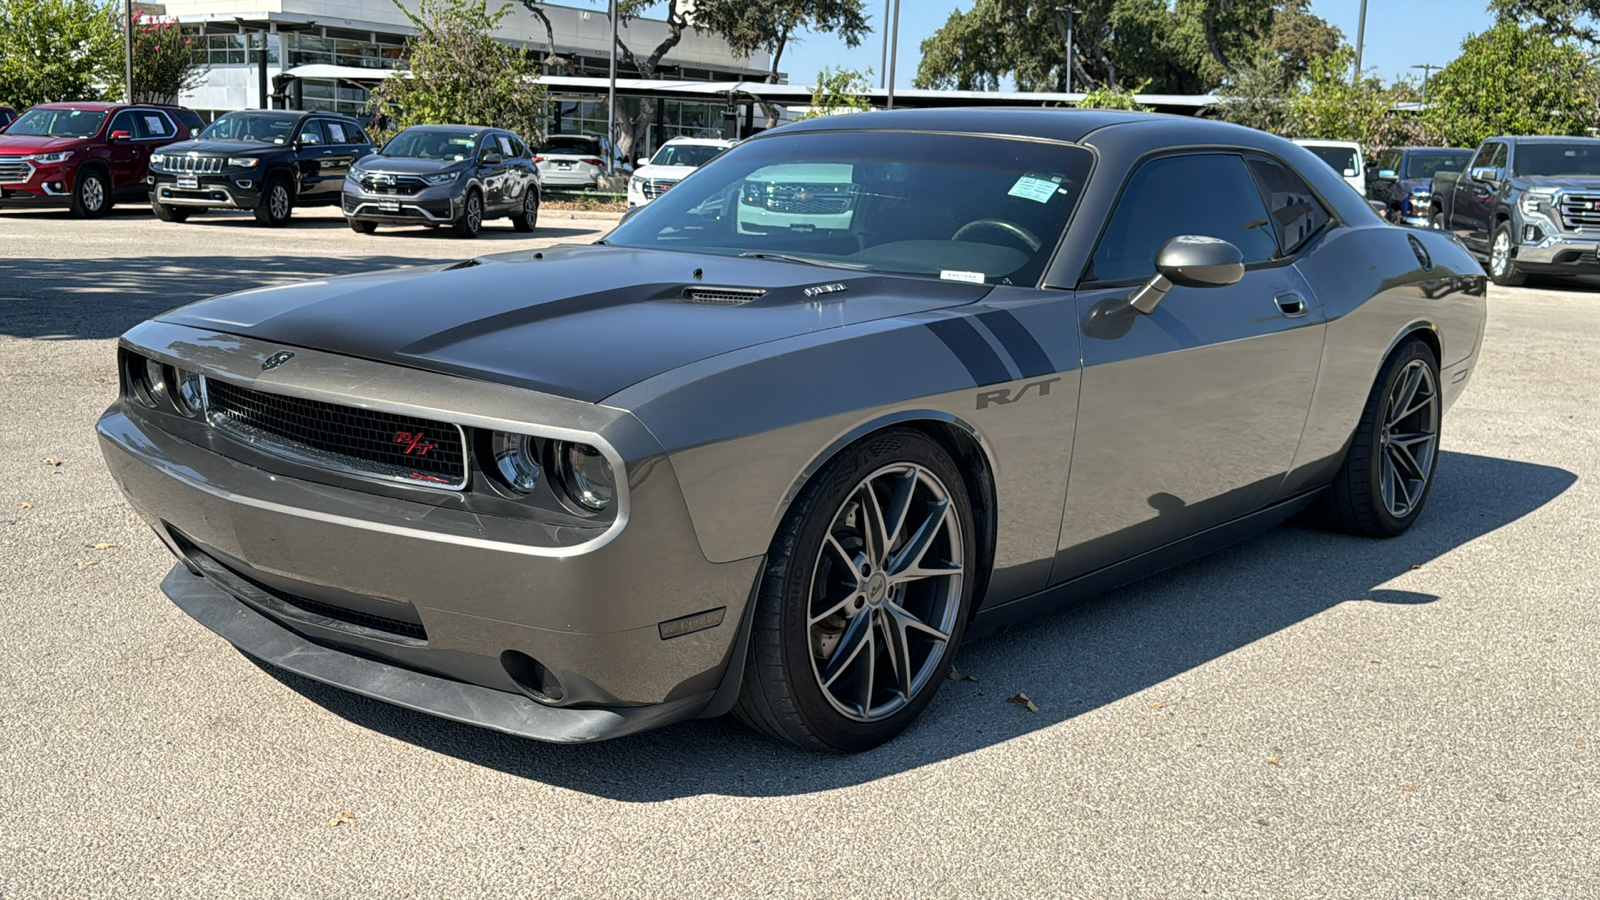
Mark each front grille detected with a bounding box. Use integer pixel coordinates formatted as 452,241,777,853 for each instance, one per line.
167,156,224,174
358,174,425,195
0,158,31,184
746,183,857,216
175,533,428,643
206,379,468,489
1560,193,1600,229
642,177,679,199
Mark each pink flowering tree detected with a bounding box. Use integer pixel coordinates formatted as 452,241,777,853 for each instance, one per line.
122,10,205,104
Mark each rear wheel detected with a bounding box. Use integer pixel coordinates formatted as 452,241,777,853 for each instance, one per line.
1311,339,1441,537
511,189,538,233
254,177,293,227
734,429,976,752
1489,222,1527,286
452,189,483,238
348,218,376,234
151,197,190,222
70,168,110,218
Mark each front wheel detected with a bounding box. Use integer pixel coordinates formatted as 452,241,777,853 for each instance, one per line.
734,428,977,752
1429,209,1444,231
70,169,110,218
348,218,376,234
254,177,293,227
1489,222,1527,286
452,189,483,238
151,197,189,222
511,189,538,233
1310,339,1441,537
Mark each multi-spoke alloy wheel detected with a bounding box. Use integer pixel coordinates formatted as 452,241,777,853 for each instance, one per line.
1489,223,1526,286
807,463,963,723
734,428,977,751
1378,359,1439,519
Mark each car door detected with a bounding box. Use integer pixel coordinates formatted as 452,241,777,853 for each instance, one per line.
319,119,362,196
475,132,507,210
127,109,177,198
1051,152,1328,584
506,133,538,206
1369,150,1400,204
103,109,143,192
1454,142,1505,251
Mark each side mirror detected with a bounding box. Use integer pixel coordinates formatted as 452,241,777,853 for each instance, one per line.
636,157,650,167
1128,235,1245,314
1470,166,1498,184
1378,169,1397,179
1342,167,1357,178
482,150,504,165
109,130,131,142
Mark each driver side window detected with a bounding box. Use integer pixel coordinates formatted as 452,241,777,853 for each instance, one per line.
1088,154,1280,284
297,121,325,145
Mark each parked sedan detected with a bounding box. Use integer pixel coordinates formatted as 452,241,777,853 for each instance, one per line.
627,137,735,207
99,109,1485,752
344,125,539,238
533,133,606,188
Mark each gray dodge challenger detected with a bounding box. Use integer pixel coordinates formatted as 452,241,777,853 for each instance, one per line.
99,109,1487,751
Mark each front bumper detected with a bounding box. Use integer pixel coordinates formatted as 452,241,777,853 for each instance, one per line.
342,182,461,223
151,173,263,209
1513,234,1600,269
99,322,763,742
0,159,77,205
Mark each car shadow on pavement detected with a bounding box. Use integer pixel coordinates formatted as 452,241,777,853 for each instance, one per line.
251,450,1577,800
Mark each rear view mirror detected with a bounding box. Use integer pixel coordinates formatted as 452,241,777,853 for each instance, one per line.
1128,235,1245,314
109,130,131,142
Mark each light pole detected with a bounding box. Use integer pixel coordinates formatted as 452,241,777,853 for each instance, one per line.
1064,6,1081,95
880,0,890,89
606,0,617,172
123,0,134,103
886,0,900,109
1412,63,1438,103
1353,0,1369,86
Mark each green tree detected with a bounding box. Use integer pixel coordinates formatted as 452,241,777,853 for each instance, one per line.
366,0,547,143
1076,79,1153,111
0,0,120,108
797,66,872,119
1489,0,1600,43
1214,47,1294,133
116,11,206,104
1423,18,1599,148
914,0,1338,95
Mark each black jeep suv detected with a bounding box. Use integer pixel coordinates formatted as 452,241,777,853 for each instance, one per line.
148,109,373,226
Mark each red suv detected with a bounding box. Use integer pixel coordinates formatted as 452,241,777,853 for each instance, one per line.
0,102,200,217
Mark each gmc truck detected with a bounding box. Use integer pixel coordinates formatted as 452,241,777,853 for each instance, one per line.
1431,135,1600,285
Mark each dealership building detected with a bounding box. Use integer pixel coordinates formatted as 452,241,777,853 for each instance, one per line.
153,0,771,148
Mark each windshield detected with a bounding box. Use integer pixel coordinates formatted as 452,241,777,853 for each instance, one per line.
651,143,726,168
1403,151,1472,180
1305,145,1360,175
199,113,296,144
383,129,476,160
6,108,107,138
607,131,1094,286
1513,142,1600,177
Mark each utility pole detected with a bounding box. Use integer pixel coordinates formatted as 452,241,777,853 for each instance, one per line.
1353,0,1369,86
886,0,900,109
607,0,617,171
1065,6,1079,95
880,0,889,89
123,0,133,103
1412,63,1438,103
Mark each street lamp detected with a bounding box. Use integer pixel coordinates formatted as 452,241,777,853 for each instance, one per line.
1353,0,1369,86
1063,6,1083,95
886,0,900,109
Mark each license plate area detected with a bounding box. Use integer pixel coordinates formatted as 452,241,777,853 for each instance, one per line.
378,200,400,212
176,174,198,190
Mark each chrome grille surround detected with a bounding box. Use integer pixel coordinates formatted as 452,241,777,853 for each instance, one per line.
1560,193,1600,230
204,378,470,491
357,173,426,195
743,182,858,216
642,177,679,199
167,155,225,175
0,157,33,184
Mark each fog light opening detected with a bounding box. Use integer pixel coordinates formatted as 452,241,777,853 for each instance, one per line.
501,650,564,703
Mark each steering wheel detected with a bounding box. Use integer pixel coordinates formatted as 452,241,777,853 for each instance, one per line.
952,218,1042,252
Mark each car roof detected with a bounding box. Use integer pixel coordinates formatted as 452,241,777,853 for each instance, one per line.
34,101,123,111
661,137,735,146
1291,138,1361,147
1495,135,1600,143
402,124,491,134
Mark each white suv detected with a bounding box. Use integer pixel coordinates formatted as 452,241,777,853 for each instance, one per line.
627,137,736,207
1292,139,1366,195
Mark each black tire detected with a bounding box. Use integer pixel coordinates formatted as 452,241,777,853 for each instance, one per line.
254,177,293,227
452,189,483,238
511,189,539,233
1429,209,1444,231
1489,222,1527,286
733,428,978,752
70,168,110,218
151,197,190,222
1310,339,1442,538
348,218,376,234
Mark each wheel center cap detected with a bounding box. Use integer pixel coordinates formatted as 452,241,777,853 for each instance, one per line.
866,572,888,604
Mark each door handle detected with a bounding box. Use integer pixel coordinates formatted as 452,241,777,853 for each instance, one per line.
1274,291,1308,318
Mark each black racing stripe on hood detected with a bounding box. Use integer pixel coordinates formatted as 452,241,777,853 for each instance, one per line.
926,318,1010,386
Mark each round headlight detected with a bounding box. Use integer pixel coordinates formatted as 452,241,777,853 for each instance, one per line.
492,431,541,493
173,368,204,415
558,443,615,511
143,357,167,396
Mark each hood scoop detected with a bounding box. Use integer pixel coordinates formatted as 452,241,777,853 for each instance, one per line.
681,286,767,306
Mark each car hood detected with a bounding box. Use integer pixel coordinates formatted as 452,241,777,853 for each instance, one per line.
156,244,992,403
159,138,282,155
1519,175,1600,191
0,134,83,154
635,164,696,181
355,156,468,176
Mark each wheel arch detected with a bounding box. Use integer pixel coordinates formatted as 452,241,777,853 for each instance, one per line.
73,159,110,188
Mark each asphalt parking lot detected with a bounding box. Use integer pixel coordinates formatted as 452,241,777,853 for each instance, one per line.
2,205,1595,898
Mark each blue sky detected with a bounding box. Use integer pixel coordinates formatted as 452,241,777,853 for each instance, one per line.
561,0,1499,90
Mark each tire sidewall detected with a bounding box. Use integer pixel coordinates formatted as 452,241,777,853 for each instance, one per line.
257,178,292,227
770,430,977,751
1359,341,1441,535
75,169,108,218
1490,223,1520,286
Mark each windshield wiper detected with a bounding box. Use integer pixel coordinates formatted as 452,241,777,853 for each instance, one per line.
738,251,865,271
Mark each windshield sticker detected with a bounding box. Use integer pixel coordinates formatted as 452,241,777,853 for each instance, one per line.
940,270,986,284
1008,173,1063,203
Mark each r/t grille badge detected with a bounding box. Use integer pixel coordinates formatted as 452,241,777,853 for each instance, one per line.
261,351,296,372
